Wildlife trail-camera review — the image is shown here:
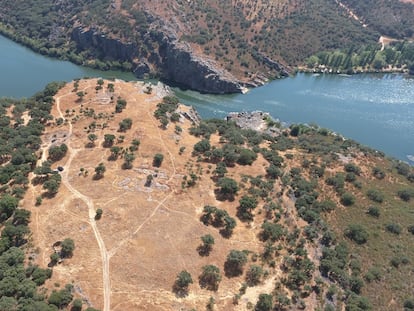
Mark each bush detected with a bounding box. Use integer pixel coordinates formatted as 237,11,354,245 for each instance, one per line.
345,224,369,244
364,267,381,283
372,166,385,179
340,192,356,206
398,189,414,202
193,139,211,154
246,265,263,286
237,148,257,165
367,206,380,217
385,223,402,235
404,298,414,310
390,255,410,268
366,188,384,203
255,294,273,311
345,163,361,175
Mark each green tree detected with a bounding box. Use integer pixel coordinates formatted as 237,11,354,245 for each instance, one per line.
199,265,221,291
50,252,60,266
103,134,115,147
198,234,215,256
71,298,83,311
193,139,211,154
214,162,227,178
238,195,258,220
119,118,132,132
217,177,239,200
261,222,285,242
153,153,164,167
237,148,257,165
246,265,263,286
95,208,103,220
123,152,136,169
76,91,85,102
87,134,98,147
48,144,68,162
255,294,273,311
340,192,356,206
61,238,75,258
0,194,18,221
224,249,248,277
48,284,73,308
94,163,106,179
109,146,121,160
115,98,127,113
345,224,369,244
173,270,193,296
43,174,61,195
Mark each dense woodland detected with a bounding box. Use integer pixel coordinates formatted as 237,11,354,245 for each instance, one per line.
305,41,414,73
0,82,99,310
1,0,413,80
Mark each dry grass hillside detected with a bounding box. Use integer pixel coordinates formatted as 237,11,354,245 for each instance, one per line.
22,79,283,311
22,79,414,311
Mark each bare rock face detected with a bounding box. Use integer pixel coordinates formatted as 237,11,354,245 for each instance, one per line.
158,36,243,94
71,26,244,94
71,27,137,61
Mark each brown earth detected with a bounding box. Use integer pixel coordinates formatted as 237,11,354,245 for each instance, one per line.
22,79,287,311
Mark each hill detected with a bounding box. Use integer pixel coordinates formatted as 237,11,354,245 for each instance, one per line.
1,1,413,92
14,79,414,311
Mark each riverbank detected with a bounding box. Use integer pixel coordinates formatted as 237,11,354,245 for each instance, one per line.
297,65,409,75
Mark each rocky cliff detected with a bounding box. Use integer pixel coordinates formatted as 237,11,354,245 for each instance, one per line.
71,27,137,62
71,26,244,94
157,36,244,94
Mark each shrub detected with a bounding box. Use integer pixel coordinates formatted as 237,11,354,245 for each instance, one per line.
404,298,414,310
372,166,385,179
366,188,384,203
193,139,211,154
255,294,273,311
385,223,402,235
390,255,410,268
367,206,380,217
364,267,382,283
340,192,356,206
246,265,263,286
345,224,369,244
261,222,285,242
345,163,361,175
398,189,414,202
237,148,257,165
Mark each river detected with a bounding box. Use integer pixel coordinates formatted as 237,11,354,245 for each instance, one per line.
1,34,413,163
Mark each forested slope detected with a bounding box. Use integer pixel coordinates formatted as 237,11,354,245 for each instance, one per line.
4,0,412,91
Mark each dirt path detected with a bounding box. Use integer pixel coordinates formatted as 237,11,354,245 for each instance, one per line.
55,93,111,311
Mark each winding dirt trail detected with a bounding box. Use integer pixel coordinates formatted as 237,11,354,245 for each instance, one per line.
55,93,111,311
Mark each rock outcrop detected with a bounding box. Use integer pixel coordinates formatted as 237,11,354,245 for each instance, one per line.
157,37,243,94
71,27,137,61
71,25,244,94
